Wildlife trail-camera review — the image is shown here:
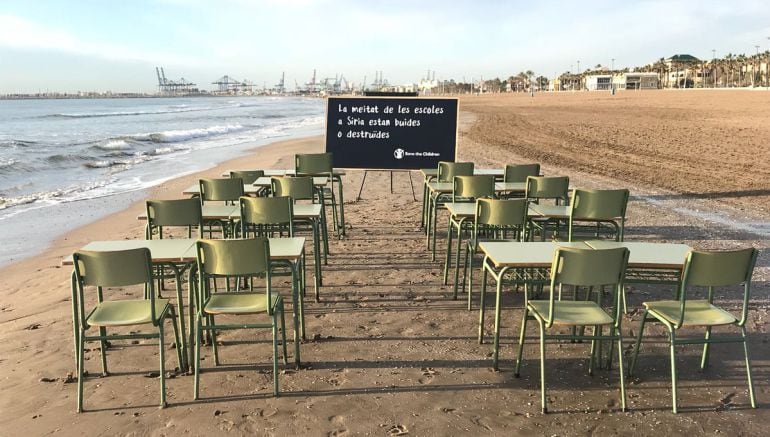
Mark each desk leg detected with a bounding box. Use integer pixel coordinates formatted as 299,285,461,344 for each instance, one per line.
443,216,454,285
187,265,198,373
421,179,428,229
492,267,509,371
70,270,79,373
167,263,188,372
289,261,301,369
313,218,322,300
336,176,346,237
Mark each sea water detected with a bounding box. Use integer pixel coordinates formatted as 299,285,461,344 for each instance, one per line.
0,96,325,265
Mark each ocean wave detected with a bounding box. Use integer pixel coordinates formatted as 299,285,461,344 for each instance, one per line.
0,157,16,168
46,106,210,119
95,139,132,151
129,124,245,143
0,139,37,148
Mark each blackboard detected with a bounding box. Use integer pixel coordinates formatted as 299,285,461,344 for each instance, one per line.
325,96,458,170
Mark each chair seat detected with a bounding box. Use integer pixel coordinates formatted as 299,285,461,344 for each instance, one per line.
87,299,170,327
528,300,613,326
204,293,280,315
644,300,737,327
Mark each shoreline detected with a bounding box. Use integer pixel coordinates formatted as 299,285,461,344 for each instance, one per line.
0,126,323,268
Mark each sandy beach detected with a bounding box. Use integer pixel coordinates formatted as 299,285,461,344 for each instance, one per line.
1,90,769,435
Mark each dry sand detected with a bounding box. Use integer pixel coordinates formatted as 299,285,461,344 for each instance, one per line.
1,90,769,436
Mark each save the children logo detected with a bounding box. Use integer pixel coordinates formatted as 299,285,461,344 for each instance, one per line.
393,148,405,159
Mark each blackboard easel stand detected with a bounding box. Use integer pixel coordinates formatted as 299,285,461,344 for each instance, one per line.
356,170,417,201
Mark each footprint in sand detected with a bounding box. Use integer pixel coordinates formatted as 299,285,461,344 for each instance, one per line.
328,415,348,436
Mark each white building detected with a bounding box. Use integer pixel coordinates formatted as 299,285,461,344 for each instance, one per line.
585,75,613,91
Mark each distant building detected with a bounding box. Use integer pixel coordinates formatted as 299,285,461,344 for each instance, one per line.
585,74,613,91
622,72,659,89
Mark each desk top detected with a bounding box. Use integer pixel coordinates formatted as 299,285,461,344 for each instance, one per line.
252,176,329,187
444,202,541,219
584,241,691,269
62,238,198,265
137,204,321,221
478,241,691,270
479,241,590,268
63,237,306,265
427,181,526,194
420,168,505,178
528,204,570,219
223,169,346,177
182,184,261,196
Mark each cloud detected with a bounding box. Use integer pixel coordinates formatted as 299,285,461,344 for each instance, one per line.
0,14,200,67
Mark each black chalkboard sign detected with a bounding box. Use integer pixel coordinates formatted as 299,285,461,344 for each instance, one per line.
325,96,458,170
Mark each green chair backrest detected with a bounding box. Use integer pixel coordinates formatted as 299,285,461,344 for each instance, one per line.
196,238,273,312
504,163,541,183
229,170,265,185
199,178,245,204
271,176,315,201
240,196,294,237
568,188,629,241
552,247,629,287
146,198,203,239
475,198,528,227
295,153,333,175
545,247,629,328
525,176,569,204
452,175,495,202
73,248,158,324
196,238,270,277
570,189,629,220
437,161,474,183
677,248,758,327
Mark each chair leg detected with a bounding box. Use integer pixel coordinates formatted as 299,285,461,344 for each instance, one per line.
628,310,648,377
514,309,529,377
280,301,288,366
272,313,279,396
76,330,85,413
453,224,464,296
194,317,202,400
464,246,473,310
98,326,109,376
741,326,757,408
169,308,184,371
668,329,678,414
209,315,220,366
538,319,548,414
158,322,167,408
616,327,628,412
478,266,488,344
700,327,712,370
443,217,453,286
589,325,598,376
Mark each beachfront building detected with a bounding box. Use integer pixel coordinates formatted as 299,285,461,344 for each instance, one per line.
621,72,659,89
585,74,613,91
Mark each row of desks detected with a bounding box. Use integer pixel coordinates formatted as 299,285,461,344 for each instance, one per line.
63,237,310,372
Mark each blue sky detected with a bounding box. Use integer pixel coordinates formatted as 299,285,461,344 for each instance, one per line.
1,0,769,93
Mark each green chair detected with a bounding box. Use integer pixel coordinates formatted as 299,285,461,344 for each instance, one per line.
193,238,288,399
230,170,266,196
272,176,329,263
514,246,629,413
628,248,759,413
229,170,265,185
199,178,244,237
504,163,541,183
525,176,569,241
240,195,294,238
442,175,495,285
145,198,203,240
72,248,182,412
564,188,629,242
296,152,344,237
426,161,474,260
460,198,529,308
